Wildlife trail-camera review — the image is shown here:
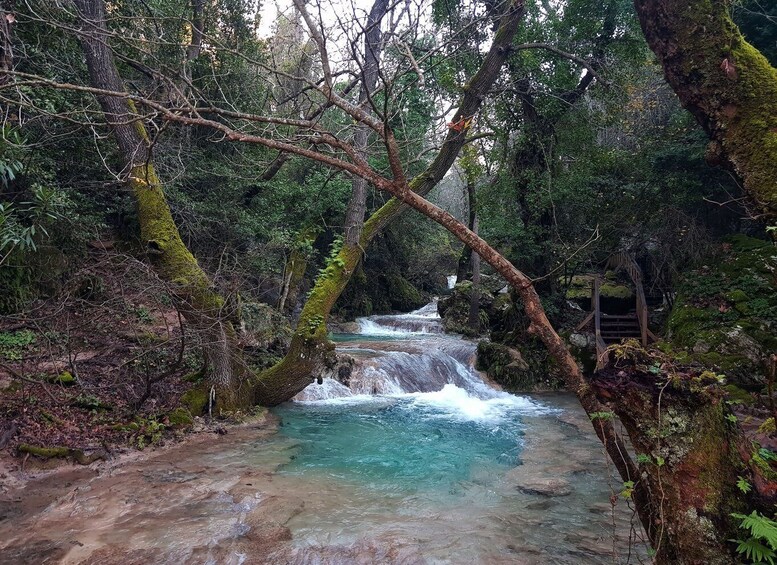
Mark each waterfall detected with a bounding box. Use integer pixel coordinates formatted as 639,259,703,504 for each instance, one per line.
356,299,443,335
295,300,513,404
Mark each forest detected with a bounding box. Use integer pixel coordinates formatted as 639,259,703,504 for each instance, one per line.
0,0,776,562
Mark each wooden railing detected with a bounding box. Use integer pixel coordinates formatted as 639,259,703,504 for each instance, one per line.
607,252,655,347
593,277,608,370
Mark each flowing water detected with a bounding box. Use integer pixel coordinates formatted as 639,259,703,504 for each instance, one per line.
0,301,645,564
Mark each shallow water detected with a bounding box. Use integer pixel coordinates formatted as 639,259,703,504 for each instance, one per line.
0,301,647,563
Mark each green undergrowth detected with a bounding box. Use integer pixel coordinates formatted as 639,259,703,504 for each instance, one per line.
667,235,776,389
0,329,36,361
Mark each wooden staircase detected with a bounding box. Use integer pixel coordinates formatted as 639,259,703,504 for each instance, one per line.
575,253,659,370
599,314,642,343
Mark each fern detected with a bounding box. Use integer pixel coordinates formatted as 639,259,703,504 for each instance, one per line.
733,512,777,548
731,511,777,565
734,538,776,565
758,448,777,462
737,477,753,494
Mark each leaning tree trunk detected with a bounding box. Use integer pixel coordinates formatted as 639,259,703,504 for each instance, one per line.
252,0,528,404
73,0,250,412
634,0,777,217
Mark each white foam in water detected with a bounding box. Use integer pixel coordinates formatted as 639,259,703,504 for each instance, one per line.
407,300,441,318
356,318,420,336
447,275,457,289
295,300,558,421
356,300,442,335
296,381,554,422
409,384,551,421
294,378,353,401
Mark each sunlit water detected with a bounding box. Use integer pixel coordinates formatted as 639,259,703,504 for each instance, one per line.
0,301,646,564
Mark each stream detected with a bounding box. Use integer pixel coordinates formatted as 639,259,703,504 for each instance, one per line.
0,301,643,564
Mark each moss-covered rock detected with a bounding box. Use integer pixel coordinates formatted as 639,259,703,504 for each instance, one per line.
384,273,426,312
565,274,634,313
437,281,494,336
181,385,210,417
335,268,429,319
46,371,76,386
166,407,194,428
240,302,293,353
476,339,564,392
667,236,776,390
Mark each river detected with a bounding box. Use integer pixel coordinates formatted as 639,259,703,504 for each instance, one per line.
0,301,644,564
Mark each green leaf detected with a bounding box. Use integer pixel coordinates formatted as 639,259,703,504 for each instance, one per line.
737,476,753,494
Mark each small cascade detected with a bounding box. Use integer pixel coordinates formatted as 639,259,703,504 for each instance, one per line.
356,299,443,335
346,347,482,395
295,300,512,403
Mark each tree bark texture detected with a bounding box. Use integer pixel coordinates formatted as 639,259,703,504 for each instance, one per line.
592,361,773,563
343,0,387,246
634,0,777,217
73,0,250,412
278,226,318,314
186,0,204,62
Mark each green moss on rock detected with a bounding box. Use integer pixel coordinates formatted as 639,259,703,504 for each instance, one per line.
181,385,209,416
476,340,563,391
167,407,194,428
46,371,75,386
667,236,775,389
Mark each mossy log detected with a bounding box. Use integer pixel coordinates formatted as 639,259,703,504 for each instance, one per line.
18,444,109,465
635,0,777,217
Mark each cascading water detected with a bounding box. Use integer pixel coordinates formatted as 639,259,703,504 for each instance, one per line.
272,301,642,562
295,299,506,401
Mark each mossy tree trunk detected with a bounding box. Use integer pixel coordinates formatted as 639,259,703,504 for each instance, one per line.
592,361,774,563
74,0,250,412
252,0,528,404
634,0,777,217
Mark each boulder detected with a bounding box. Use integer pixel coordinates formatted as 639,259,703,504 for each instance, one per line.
240,302,293,353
